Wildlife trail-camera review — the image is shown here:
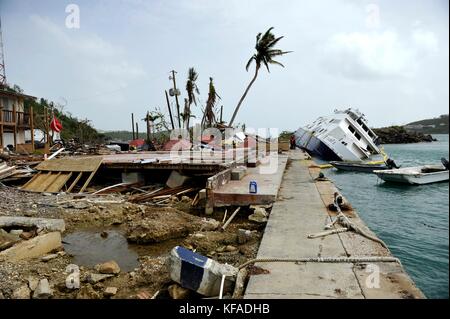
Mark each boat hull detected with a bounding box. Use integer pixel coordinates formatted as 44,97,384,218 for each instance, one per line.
330,161,389,173
295,128,342,161
374,167,449,185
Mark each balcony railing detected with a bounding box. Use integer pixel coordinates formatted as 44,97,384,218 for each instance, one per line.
0,109,32,127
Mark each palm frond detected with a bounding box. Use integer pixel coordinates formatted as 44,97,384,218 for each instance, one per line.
267,36,284,48
246,55,255,71
262,56,271,72
268,59,285,68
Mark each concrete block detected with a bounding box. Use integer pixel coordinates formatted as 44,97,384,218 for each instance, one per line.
231,166,247,181
33,279,53,299
198,189,207,199
168,246,237,297
0,232,62,262
121,172,144,184
0,216,65,233
166,170,190,188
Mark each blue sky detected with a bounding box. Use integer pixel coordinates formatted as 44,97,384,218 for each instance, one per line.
1,0,448,131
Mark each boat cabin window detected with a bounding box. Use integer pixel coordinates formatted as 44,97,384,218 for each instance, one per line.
355,132,362,140
348,125,355,133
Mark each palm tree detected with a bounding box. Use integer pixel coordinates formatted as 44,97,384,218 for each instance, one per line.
184,67,200,129
202,77,221,128
229,27,291,127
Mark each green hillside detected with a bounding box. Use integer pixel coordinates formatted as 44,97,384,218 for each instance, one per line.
405,115,449,134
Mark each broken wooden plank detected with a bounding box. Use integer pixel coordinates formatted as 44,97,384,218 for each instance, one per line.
34,172,61,193
46,172,72,193
67,172,83,193
79,170,96,193
35,156,103,172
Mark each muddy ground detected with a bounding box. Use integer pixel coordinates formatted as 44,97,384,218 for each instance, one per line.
0,185,267,299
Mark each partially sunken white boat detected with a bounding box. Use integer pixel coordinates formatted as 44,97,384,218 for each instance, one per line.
294,108,381,161
374,161,449,185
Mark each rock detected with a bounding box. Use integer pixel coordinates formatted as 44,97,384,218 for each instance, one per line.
104,287,118,297
192,233,206,239
180,196,191,203
33,279,53,299
168,284,190,299
77,284,101,299
86,273,114,284
0,291,4,299
225,245,238,252
19,231,35,240
13,285,31,299
100,231,108,238
96,261,121,275
237,229,252,244
41,253,59,262
200,218,220,231
28,277,39,291
9,229,23,235
248,207,268,223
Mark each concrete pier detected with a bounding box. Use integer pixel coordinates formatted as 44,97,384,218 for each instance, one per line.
244,150,424,299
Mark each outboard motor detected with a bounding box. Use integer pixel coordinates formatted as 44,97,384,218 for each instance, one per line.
441,158,449,170
386,158,400,169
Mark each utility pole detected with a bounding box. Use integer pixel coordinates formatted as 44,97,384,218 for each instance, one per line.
170,70,181,128
0,16,6,86
165,90,175,130
131,113,135,140
145,111,151,143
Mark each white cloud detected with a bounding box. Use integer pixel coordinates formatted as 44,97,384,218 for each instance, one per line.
412,29,439,55
26,15,146,126
321,29,439,80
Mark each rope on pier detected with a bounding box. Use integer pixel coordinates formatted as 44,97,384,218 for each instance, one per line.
308,193,389,249
237,256,401,270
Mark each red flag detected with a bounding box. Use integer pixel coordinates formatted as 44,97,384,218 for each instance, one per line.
50,115,63,133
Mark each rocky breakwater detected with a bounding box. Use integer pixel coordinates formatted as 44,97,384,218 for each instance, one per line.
373,126,436,144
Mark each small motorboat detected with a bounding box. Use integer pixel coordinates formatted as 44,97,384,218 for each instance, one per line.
330,158,400,173
330,161,390,173
374,158,449,185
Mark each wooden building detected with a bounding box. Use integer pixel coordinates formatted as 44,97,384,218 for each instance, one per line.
0,87,36,153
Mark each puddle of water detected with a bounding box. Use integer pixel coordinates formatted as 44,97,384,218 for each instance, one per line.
63,228,179,272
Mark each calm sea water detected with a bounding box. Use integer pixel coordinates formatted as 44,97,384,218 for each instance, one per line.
325,134,449,299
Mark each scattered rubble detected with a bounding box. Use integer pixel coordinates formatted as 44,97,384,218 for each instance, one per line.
0,156,269,299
